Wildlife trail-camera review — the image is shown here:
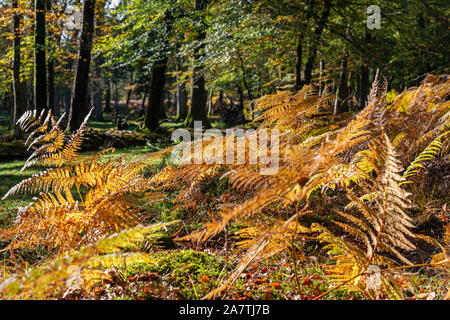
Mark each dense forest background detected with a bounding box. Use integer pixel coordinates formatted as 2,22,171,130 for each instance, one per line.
0,0,448,133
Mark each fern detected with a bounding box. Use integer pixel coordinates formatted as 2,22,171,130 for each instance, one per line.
1,110,169,254
311,223,404,299
401,129,450,184
180,74,440,300
18,109,93,170
0,221,178,299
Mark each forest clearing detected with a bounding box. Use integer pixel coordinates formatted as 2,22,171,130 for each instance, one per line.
0,0,448,303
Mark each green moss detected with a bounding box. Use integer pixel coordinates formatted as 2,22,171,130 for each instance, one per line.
124,249,229,279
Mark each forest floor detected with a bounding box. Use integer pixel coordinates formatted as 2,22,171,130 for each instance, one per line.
0,117,447,299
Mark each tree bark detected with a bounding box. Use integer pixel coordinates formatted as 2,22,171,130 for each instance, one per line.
46,0,57,116
334,51,349,114
144,58,168,130
207,90,213,116
93,79,103,121
63,86,71,115
184,0,210,128
237,50,254,115
358,32,371,109
302,0,331,87
105,81,111,112
67,0,96,131
140,89,147,112
92,0,105,121
12,0,26,138
114,81,119,124
125,71,133,110
318,58,325,95
175,46,187,121
34,0,47,113
295,33,303,90
144,12,173,130
176,80,187,121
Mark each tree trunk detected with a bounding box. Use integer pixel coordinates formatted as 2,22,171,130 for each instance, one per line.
144,58,168,130
140,89,147,112
47,59,55,113
176,80,187,121
93,79,103,121
143,12,173,130
92,1,105,122
318,58,325,95
166,88,171,113
207,90,213,116
218,90,223,106
54,86,61,116
358,66,370,108
237,51,254,114
67,0,96,131
34,0,47,113
46,0,56,116
302,0,331,87
105,81,111,112
236,86,245,123
295,33,303,90
334,51,349,114
184,0,210,128
160,78,169,120
358,34,371,108
125,72,133,110
12,0,26,138
175,50,187,121
64,86,71,115
114,81,119,124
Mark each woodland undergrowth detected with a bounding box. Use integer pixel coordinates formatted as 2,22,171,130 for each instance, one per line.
0,73,448,300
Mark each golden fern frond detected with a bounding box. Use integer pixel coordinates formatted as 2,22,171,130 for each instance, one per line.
0,221,178,299
22,109,92,170
2,167,74,199
235,218,309,260
183,98,375,244
401,130,450,184
2,110,169,253
2,156,123,199
253,85,334,130
299,130,419,299
311,223,403,300
26,117,65,153
16,109,46,135
2,179,164,252
337,133,417,264
385,74,449,164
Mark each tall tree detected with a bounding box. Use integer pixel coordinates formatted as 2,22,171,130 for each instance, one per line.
176,71,187,121
34,0,47,113
144,10,173,131
12,0,26,137
92,0,107,122
67,0,96,131
294,33,303,90
334,50,349,114
46,0,55,115
184,0,210,128
302,0,331,87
